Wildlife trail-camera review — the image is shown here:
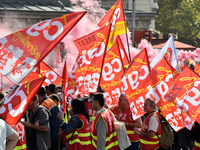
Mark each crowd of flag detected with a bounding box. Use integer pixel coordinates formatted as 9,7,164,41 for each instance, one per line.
0,0,199,133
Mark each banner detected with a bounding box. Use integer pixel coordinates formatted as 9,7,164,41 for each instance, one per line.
100,42,125,108
164,67,200,124
67,25,111,98
0,11,86,84
143,57,189,131
37,61,62,86
0,77,46,125
121,48,150,120
60,61,67,113
98,0,127,49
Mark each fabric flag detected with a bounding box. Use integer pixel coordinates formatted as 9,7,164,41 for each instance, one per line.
150,35,180,72
142,57,190,131
68,24,111,98
37,61,62,86
54,45,62,68
0,76,46,125
98,0,127,49
60,61,67,113
100,42,125,108
0,11,86,85
21,72,42,84
164,67,200,124
115,36,130,68
121,48,150,120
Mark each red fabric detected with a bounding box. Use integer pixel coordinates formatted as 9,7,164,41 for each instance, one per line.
60,61,67,113
140,112,161,150
0,11,86,85
100,42,125,108
10,122,27,150
116,107,139,142
0,77,45,125
91,109,118,150
37,61,62,86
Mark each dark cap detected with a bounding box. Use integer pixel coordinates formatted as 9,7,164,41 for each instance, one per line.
37,86,47,95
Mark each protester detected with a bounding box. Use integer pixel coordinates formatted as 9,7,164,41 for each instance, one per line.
194,121,200,150
47,83,56,96
9,122,27,150
21,95,51,150
134,98,161,150
117,93,142,150
90,93,118,150
49,94,60,106
37,86,60,150
58,99,91,150
0,92,19,150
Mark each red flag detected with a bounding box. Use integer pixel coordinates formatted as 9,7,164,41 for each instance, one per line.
21,72,42,84
70,25,111,98
0,11,86,85
142,57,189,131
100,42,125,108
54,45,62,68
60,61,67,113
115,36,130,68
38,61,62,86
164,67,200,124
121,48,150,120
0,77,46,125
98,0,127,49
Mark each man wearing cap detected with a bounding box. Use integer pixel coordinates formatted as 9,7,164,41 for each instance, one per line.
37,86,60,150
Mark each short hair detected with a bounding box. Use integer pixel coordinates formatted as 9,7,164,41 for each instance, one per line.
119,93,128,101
49,84,56,93
146,97,157,110
92,93,105,107
37,86,47,96
32,95,38,102
0,91,4,100
49,94,59,103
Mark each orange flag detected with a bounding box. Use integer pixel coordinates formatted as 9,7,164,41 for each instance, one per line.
0,11,86,85
121,48,150,120
68,25,111,98
115,36,130,68
60,61,67,113
100,42,125,108
54,45,62,68
164,67,200,125
0,77,46,125
98,0,127,49
37,61,62,86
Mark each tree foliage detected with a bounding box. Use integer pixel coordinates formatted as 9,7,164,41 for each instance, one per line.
156,0,200,47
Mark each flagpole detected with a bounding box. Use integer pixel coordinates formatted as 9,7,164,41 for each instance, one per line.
126,33,131,62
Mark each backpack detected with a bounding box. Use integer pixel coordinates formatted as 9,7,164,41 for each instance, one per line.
158,120,174,149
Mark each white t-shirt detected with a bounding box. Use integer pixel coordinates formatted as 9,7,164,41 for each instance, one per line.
148,115,159,132
0,119,15,150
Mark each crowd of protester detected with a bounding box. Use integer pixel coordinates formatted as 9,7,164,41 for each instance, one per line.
1,82,200,150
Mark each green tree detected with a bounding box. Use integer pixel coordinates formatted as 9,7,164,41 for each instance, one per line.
156,0,200,47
